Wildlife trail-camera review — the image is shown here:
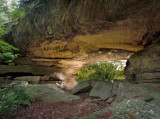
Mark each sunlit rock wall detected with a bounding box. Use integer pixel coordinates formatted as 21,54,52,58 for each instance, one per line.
6,0,160,59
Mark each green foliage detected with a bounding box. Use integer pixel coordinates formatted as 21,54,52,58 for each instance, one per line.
0,1,22,65
0,27,6,38
0,0,25,33
0,40,18,52
0,40,19,65
10,8,25,22
0,86,36,115
76,61,125,82
9,1,25,22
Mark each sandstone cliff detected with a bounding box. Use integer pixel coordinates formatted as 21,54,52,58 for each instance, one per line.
7,0,160,59
5,0,160,81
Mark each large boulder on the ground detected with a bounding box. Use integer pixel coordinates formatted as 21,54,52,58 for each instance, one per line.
110,99,160,119
116,83,160,107
125,41,160,83
35,84,80,102
89,81,118,100
71,80,119,100
14,76,41,83
77,99,160,119
71,81,92,94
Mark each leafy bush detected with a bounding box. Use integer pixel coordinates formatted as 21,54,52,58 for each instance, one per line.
76,61,125,82
9,2,25,22
0,86,36,115
0,27,6,38
0,40,19,65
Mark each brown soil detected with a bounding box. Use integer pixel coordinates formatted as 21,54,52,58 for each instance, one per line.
1,93,107,119
97,110,112,119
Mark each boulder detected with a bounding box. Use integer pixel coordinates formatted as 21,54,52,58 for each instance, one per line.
136,73,160,83
89,81,118,100
71,81,92,94
14,76,41,83
125,43,160,83
71,80,119,100
116,83,160,107
78,99,160,119
9,81,28,87
90,80,108,87
35,84,80,103
110,99,160,119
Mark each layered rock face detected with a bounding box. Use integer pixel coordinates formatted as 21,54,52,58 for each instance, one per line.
7,0,160,56
5,0,160,82
125,38,160,83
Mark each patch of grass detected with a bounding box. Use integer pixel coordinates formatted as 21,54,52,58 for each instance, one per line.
76,61,125,82
0,86,36,115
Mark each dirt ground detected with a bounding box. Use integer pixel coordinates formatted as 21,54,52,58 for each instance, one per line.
1,93,108,119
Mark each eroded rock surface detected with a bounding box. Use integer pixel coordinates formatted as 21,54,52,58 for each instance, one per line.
71,80,118,100
14,76,41,84
71,81,92,94
110,99,160,119
5,0,160,76
89,81,117,100
77,99,160,119
35,84,80,103
116,83,160,107
9,81,28,87
7,0,160,55
125,41,160,83
0,65,55,76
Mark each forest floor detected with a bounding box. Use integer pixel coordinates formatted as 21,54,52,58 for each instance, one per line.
1,93,108,119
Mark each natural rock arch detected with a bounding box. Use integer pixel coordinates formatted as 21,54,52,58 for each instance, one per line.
5,0,160,83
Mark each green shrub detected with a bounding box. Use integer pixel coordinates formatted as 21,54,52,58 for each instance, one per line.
76,61,125,82
0,86,36,115
0,27,6,38
0,40,19,65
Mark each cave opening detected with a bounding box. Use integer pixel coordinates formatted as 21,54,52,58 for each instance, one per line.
76,60,127,83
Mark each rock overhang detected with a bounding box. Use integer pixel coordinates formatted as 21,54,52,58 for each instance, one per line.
4,0,160,76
